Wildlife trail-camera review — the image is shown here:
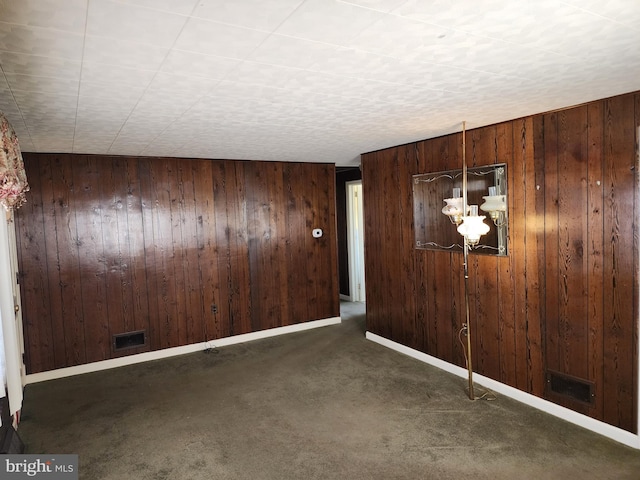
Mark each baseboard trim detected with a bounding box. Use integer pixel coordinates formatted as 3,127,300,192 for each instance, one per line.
366,331,640,450
339,294,351,301
25,317,341,385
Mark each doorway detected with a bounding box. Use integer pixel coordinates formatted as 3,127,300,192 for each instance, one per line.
346,181,365,302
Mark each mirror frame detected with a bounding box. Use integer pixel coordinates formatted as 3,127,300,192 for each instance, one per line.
412,163,508,256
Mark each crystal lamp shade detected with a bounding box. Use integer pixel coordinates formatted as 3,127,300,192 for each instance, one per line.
479,186,506,224
442,197,464,224
457,205,490,245
480,194,506,221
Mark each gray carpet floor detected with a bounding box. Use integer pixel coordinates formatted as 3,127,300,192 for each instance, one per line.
18,301,640,479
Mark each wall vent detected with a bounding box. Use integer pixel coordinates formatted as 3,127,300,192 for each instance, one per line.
113,330,146,351
546,370,594,404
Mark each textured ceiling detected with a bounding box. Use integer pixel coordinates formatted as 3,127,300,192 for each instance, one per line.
0,0,639,166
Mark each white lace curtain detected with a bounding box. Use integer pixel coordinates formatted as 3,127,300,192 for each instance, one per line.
0,111,28,427
0,111,29,210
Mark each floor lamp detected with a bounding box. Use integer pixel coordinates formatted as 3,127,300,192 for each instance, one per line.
443,121,504,400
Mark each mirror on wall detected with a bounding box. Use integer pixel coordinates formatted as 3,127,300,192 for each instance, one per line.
412,163,508,256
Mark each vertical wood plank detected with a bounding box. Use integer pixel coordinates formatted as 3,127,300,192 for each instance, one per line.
138,158,160,351
73,156,110,362
530,114,547,397
397,145,418,349
634,93,640,434
152,159,179,349
226,161,251,336
284,162,308,324
496,121,517,387
557,106,590,383
100,157,126,354
41,155,76,368
362,151,388,338
414,141,429,354
543,112,560,379
179,159,202,344
514,116,544,394
193,159,219,341
602,95,636,430
16,155,54,373
470,126,501,380
587,101,605,419
107,157,139,355
125,159,150,348
168,158,187,346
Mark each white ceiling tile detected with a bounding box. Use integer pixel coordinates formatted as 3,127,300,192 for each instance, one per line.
0,0,638,165
275,0,386,45
280,70,390,99
337,0,410,13
32,141,74,152
192,0,305,31
14,135,35,152
72,144,112,155
222,61,304,88
247,34,344,69
108,141,150,155
350,15,459,60
0,22,84,59
0,51,81,80
0,0,87,33
86,0,189,48
80,63,156,92
560,0,640,27
174,17,270,58
160,50,241,79
115,0,200,16
73,117,123,137
77,84,144,113
0,101,22,123
82,35,170,70
146,72,219,97
11,90,77,113
4,73,79,96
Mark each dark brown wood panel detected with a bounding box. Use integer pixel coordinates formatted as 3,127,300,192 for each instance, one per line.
16,155,339,374
73,156,110,362
15,155,53,373
40,156,73,369
496,121,517,388
587,101,605,420
362,91,638,433
602,95,637,430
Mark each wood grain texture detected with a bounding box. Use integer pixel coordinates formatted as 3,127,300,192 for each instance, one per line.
587,102,605,420
16,155,339,374
362,91,638,433
601,95,636,430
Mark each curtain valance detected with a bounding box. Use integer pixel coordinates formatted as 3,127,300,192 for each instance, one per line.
0,112,29,210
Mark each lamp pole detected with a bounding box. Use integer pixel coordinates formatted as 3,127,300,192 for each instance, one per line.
461,121,475,400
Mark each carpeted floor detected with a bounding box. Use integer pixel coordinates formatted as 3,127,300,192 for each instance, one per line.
18,302,640,479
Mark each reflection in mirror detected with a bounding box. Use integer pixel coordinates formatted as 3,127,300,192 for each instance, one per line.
413,164,508,256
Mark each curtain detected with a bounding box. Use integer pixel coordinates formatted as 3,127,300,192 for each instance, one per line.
0,112,27,427
0,111,29,210
0,212,24,427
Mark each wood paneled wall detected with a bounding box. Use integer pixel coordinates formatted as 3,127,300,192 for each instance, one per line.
362,91,639,433
16,154,339,374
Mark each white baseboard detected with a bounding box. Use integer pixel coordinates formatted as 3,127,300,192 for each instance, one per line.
339,294,351,301
24,317,341,385
366,331,640,450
